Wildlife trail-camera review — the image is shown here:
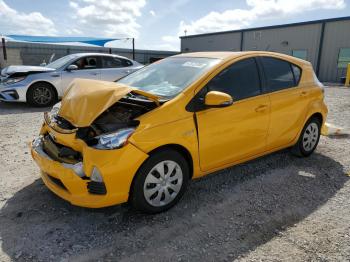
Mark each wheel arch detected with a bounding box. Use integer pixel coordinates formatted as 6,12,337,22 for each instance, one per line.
146,144,194,179
309,112,323,125
26,81,58,102
128,143,194,203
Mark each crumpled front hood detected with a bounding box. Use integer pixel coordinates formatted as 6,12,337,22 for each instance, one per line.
59,79,134,127
1,65,55,76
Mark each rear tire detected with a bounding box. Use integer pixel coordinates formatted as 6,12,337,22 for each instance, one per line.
292,117,321,157
27,82,56,107
130,149,190,213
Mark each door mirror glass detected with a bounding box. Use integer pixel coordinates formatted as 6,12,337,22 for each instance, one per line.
204,91,233,107
67,64,78,71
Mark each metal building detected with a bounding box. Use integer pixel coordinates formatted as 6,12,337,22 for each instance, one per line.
180,16,350,82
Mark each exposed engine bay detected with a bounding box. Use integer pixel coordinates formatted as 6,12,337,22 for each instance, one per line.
92,99,152,133
52,94,159,145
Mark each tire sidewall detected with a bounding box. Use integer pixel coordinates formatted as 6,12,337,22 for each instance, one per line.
27,83,56,107
298,117,321,156
131,150,190,213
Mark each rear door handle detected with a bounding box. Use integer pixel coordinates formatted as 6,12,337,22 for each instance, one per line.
89,72,99,76
300,91,308,97
255,104,269,112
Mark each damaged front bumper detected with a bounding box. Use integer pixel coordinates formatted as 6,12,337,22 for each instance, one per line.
0,82,29,102
30,125,149,208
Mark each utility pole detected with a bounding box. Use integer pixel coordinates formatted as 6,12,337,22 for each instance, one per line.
132,38,135,60
1,37,7,61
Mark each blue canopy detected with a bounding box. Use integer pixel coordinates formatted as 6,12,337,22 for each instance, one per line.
5,35,121,46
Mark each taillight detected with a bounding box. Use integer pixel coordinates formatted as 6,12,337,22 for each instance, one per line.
312,71,324,95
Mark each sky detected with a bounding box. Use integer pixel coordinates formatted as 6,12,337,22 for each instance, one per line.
0,0,349,51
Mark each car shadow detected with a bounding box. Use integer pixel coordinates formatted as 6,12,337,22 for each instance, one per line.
0,150,348,261
0,101,51,115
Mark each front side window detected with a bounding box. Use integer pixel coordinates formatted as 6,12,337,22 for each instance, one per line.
260,57,295,92
118,57,220,98
292,50,308,60
46,54,78,69
337,48,350,68
205,58,261,101
72,56,100,70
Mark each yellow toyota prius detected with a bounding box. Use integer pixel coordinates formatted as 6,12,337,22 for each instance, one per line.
31,51,328,213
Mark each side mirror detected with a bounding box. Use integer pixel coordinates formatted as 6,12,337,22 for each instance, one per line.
204,91,233,107
66,64,78,71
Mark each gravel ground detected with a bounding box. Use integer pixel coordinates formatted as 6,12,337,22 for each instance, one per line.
0,86,349,262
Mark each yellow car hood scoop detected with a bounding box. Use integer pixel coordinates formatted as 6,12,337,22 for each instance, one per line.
58,79,160,127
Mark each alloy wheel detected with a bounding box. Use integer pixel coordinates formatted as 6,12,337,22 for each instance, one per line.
33,86,53,105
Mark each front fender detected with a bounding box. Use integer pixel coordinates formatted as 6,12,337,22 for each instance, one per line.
129,116,202,178
27,72,62,97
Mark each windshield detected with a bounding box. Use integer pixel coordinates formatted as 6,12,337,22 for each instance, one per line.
46,54,78,70
117,57,220,98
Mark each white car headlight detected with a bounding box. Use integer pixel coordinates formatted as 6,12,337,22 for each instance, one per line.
93,128,135,150
3,76,26,85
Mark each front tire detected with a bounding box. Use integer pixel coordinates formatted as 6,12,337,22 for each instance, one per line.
292,117,321,157
27,82,56,107
130,149,190,213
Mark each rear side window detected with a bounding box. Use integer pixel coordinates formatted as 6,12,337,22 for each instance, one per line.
102,56,133,68
206,58,261,100
260,57,295,92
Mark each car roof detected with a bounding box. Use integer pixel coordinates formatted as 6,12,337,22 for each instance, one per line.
174,52,245,59
174,51,310,66
71,52,133,61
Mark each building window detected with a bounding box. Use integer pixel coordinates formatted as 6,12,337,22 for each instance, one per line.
337,48,350,68
253,31,261,40
292,50,307,60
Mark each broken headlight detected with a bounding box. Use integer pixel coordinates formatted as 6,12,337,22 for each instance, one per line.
92,128,135,150
47,102,61,123
3,76,26,85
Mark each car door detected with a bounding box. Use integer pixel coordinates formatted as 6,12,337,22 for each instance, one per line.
60,56,101,92
194,57,270,172
100,56,135,81
258,56,308,150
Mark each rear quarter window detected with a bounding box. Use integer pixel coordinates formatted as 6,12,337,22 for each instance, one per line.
291,64,302,85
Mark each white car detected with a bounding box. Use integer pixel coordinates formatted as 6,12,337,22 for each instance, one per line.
0,53,143,107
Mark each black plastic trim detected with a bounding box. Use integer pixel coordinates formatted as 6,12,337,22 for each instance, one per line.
47,174,68,191
316,22,326,77
87,181,107,195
